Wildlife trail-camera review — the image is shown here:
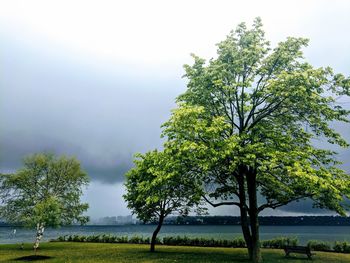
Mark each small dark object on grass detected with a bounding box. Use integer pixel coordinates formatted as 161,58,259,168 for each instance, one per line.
14,255,53,261
284,246,315,259
19,243,24,250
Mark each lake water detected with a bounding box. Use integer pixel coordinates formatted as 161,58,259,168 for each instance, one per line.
1,225,349,245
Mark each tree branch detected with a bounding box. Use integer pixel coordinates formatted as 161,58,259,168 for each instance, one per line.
202,195,241,208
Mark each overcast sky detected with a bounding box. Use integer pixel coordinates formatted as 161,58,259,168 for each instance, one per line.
1,0,349,219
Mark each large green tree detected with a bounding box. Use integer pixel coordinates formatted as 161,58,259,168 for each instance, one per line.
162,18,350,262
124,150,202,252
0,153,89,252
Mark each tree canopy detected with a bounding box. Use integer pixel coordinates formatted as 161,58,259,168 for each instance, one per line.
161,18,350,262
0,153,89,250
124,149,203,251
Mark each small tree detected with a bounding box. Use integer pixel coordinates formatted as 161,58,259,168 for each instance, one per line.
123,150,202,252
0,153,89,252
162,18,350,262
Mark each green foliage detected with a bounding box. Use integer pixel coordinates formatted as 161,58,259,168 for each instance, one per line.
128,236,151,244
162,236,246,247
261,237,298,249
123,150,204,224
123,149,206,252
55,234,245,247
53,234,297,250
333,241,350,253
307,240,332,251
0,153,89,228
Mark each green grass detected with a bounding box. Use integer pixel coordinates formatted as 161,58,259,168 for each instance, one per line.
1,242,350,262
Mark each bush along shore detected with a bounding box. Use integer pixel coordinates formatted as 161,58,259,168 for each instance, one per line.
51,235,350,253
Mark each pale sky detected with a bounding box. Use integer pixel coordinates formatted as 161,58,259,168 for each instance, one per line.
1,0,349,219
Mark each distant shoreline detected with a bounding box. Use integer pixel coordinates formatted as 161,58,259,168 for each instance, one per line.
160,216,350,226
2,216,349,227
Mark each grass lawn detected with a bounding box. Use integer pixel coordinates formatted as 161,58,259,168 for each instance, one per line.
1,242,350,263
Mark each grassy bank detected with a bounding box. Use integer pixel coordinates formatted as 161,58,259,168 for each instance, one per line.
1,242,350,262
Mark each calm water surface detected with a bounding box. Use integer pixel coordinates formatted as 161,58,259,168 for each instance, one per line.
1,225,349,245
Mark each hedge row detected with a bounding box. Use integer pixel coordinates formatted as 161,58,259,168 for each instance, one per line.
261,237,298,248
52,235,350,253
53,234,244,248
162,236,246,247
54,234,158,244
307,240,350,253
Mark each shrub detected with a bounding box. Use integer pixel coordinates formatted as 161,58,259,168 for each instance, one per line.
232,237,246,248
307,240,331,251
161,236,245,248
116,236,129,243
86,235,101,242
343,243,350,253
101,234,116,243
334,242,350,253
71,235,86,242
128,236,150,244
261,237,298,249
57,235,66,242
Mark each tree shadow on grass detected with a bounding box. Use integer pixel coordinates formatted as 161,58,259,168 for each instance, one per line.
13,255,53,261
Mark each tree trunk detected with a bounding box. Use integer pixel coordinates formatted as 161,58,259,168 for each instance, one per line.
247,169,262,263
238,172,253,260
238,166,262,263
33,222,45,254
240,206,253,259
150,215,164,252
248,205,261,263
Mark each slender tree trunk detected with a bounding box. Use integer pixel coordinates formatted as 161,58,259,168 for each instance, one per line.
238,166,262,263
150,215,164,252
247,169,262,263
238,177,252,256
240,206,253,259
237,171,253,259
33,222,45,254
249,211,261,263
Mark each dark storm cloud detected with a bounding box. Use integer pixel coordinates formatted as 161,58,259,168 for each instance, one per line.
0,130,133,182
0,131,84,169
0,35,183,182
278,199,336,215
